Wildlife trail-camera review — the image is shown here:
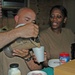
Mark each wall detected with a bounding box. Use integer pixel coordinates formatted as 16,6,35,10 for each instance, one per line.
63,0,75,33
0,0,75,32
29,0,63,31
0,17,15,30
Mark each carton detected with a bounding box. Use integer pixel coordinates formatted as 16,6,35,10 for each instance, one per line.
54,59,75,75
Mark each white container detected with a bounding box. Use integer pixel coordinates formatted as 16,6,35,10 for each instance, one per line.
32,46,44,63
48,59,61,67
27,70,47,75
8,63,21,75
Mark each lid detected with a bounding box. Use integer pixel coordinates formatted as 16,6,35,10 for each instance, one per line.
48,59,61,67
60,52,69,57
10,63,19,68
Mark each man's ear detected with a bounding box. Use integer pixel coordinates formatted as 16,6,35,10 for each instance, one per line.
14,15,19,23
64,17,67,23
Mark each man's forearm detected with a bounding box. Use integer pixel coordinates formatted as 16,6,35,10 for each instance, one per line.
0,23,39,49
0,29,19,49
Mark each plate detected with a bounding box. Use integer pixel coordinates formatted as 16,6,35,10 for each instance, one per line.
48,59,61,67
27,70,47,75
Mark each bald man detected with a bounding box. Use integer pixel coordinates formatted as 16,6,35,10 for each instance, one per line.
0,8,39,49
0,8,42,75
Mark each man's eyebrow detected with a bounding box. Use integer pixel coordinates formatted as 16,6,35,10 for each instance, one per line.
25,17,36,23
25,17,31,19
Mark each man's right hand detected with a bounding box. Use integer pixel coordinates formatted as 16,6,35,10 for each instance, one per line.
17,23,39,38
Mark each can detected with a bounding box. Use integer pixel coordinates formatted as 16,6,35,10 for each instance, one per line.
59,52,70,64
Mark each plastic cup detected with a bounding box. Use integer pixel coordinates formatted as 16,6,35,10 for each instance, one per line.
32,46,44,63
27,70,47,75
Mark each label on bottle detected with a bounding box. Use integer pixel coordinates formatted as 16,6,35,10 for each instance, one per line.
10,72,21,75
8,68,21,75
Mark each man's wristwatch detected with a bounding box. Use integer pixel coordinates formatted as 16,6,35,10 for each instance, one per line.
24,55,32,62
22,52,32,62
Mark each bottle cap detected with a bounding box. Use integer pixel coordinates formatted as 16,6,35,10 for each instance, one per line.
60,52,69,57
10,63,19,68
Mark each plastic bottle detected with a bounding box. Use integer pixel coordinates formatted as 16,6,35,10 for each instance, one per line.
8,63,21,75
59,52,70,64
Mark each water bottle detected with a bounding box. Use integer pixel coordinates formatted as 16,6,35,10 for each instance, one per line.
8,63,21,75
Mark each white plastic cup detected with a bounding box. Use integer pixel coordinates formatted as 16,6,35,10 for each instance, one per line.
27,70,47,75
32,46,44,63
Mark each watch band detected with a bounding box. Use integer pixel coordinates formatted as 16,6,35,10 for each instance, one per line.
24,55,32,62
22,52,32,62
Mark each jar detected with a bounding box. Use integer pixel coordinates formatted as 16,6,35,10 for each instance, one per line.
59,52,70,64
8,63,21,75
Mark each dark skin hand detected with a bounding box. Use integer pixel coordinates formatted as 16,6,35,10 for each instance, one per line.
12,49,47,64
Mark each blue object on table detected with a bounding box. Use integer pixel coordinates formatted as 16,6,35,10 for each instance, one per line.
42,67,54,75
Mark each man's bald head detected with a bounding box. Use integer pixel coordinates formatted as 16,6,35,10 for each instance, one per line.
15,7,36,25
17,7,36,16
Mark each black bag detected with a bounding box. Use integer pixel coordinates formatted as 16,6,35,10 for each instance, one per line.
71,43,75,60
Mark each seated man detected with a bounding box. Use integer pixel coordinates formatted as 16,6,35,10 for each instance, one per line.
0,7,42,75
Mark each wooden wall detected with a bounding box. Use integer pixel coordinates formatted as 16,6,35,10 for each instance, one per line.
29,0,63,31
0,0,75,32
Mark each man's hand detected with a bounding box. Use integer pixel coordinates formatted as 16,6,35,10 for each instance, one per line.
12,49,29,58
17,23,39,38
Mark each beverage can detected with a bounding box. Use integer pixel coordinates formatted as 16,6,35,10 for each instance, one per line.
59,52,70,64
